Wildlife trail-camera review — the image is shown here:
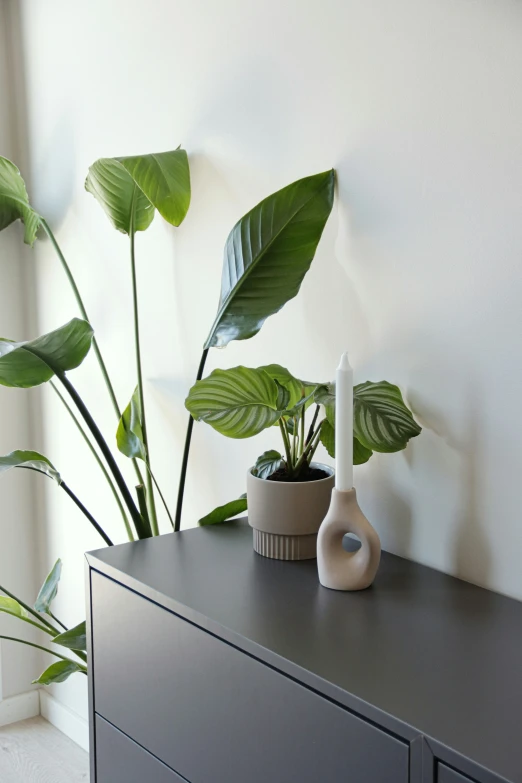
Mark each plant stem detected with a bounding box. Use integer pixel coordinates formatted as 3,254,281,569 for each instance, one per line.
60,482,114,546
0,635,87,671
51,382,134,542
306,405,320,445
174,348,209,531
279,419,294,473
49,611,67,632
300,407,305,458
56,372,150,539
0,586,59,635
41,218,145,489
129,202,159,536
146,465,175,529
295,421,324,474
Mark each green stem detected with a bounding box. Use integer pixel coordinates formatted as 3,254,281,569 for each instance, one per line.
306,404,320,445
130,200,159,536
0,586,59,635
51,382,134,542
146,465,175,530
299,406,305,459
279,419,294,473
295,421,324,474
60,482,114,546
57,372,150,539
49,611,67,632
0,635,87,671
41,218,145,489
174,349,209,532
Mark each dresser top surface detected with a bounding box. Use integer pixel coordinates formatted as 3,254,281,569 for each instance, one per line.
88,522,522,783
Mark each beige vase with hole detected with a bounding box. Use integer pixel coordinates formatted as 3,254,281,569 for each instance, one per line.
246,463,335,560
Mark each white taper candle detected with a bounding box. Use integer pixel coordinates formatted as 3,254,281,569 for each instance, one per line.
335,352,353,490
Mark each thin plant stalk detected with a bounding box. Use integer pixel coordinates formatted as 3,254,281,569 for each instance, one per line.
40,218,145,488
60,482,114,546
56,372,150,540
294,421,324,474
174,348,209,531
145,464,175,530
299,406,305,457
306,405,320,445
129,201,159,536
279,419,294,472
0,585,59,635
51,382,134,542
49,612,67,632
0,635,87,672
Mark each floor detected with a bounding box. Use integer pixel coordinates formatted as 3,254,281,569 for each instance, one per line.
0,717,89,782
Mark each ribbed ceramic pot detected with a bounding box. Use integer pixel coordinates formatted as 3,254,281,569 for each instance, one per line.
247,462,335,561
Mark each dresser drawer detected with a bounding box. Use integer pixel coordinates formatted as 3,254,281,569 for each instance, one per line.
438,764,476,783
96,714,187,782
91,572,408,783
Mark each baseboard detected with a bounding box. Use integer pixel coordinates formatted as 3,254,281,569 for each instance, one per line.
0,689,40,727
39,689,89,752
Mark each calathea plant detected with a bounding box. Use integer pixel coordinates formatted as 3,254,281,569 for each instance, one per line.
186,366,421,524
0,155,335,682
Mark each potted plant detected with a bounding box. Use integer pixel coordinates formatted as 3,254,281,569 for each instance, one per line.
0,153,335,683
186,366,421,559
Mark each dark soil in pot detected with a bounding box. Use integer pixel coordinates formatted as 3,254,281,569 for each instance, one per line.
267,466,330,483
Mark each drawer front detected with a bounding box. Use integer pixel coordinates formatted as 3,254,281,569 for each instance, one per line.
438,764,476,783
96,715,186,783
91,572,408,783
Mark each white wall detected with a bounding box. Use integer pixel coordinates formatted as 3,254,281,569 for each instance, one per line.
12,0,522,722
0,0,41,699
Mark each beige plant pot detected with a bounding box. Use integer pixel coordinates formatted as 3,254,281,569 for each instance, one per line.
247,462,335,561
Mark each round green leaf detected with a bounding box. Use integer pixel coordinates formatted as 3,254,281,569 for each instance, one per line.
259,365,304,409
319,421,373,465
253,450,284,479
0,318,93,388
205,169,335,349
185,366,282,439
119,149,191,227
0,157,41,246
354,381,422,453
0,451,61,483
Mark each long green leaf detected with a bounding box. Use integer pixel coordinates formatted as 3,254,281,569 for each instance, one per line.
0,596,29,621
85,148,190,234
199,496,248,526
185,366,282,439
116,386,146,460
52,621,86,652
0,157,41,245
0,451,61,483
353,381,421,453
34,560,62,613
253,450,284,479
0,318,93,388
33,660,84,685
85,158,154,234
205,169,335,349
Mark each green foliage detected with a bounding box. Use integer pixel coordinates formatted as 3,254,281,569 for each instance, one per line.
0,319,94,388
0,451,61,483
117,387,146,460
353,381,421,453
85,148,191,234
34,559,62,613
185,366,282,438
0,157,41,245
199,495,248,526
33,660,85,685
52,621,87,652
253,450,284,479
205,170,335,349
0,596,29,621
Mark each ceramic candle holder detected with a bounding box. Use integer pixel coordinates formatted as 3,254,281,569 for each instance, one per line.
317,488,381,591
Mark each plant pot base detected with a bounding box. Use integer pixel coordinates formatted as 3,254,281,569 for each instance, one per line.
252,529,318,561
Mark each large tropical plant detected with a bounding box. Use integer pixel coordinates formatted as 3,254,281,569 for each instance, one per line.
186,366,421,524
0,154,335,683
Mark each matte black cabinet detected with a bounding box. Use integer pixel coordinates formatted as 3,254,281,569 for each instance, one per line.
86,522,522,783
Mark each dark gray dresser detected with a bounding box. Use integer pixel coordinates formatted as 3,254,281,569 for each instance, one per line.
86,521,522,783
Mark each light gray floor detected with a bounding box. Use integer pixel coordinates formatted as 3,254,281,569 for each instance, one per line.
0,717,88,782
